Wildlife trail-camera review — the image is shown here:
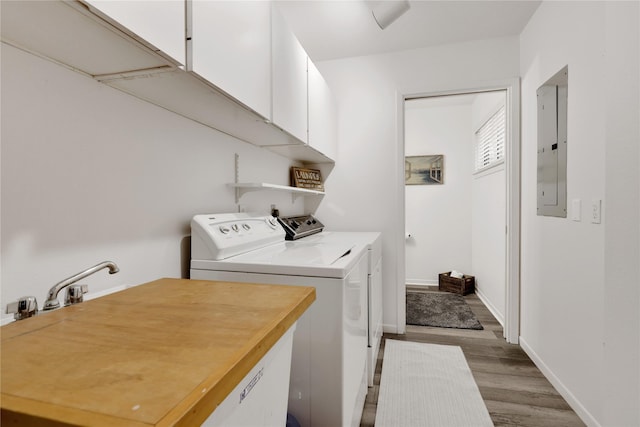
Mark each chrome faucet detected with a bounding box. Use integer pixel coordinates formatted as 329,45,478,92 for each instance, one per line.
42,261,119,311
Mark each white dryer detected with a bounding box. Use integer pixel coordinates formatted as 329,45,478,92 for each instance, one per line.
303,232,383,387
190,213,369,427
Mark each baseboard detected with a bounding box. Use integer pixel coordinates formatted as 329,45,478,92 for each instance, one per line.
383,323,399,334
475,288,505,327
85,284,135,301
406,279,437,286
519,337,601,427
406,284,439,293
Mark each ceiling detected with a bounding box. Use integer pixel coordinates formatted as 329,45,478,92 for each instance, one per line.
275,0,541,62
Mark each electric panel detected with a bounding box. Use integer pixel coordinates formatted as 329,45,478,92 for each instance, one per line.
537,66,568,217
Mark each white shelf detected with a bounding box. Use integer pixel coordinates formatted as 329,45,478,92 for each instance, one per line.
229,182,325,202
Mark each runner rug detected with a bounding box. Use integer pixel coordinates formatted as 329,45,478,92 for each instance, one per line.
374,339,494,427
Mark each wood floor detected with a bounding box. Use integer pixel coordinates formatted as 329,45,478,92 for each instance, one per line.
360,287,585,427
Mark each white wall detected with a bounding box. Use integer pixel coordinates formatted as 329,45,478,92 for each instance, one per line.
471,168,505,322
315,37,520,332
602,3,640,425
471,92,506,324
519,2,639,426
0,43,306,323
404,99,473,284
471,91,507,325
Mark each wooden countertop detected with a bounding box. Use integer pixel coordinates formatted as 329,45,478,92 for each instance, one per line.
1,278,315,426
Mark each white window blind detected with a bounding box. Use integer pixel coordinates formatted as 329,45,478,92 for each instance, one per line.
475,106,506,172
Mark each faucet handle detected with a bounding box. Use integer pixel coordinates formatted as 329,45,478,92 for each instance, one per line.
64,284,89,306
6,296,39,321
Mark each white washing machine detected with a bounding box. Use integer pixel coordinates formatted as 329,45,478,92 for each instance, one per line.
190,213,369,427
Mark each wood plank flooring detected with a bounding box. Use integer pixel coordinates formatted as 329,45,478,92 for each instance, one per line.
360,287,585,427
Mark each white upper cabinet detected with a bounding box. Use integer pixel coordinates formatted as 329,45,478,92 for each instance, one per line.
84,0,185,66
188,1,272,120
308,59,337,161
271,6,308,144
1,0,335,163
0,1,174,77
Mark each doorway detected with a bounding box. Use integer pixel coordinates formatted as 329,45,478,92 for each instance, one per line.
404,91,507,328
395,80,520,344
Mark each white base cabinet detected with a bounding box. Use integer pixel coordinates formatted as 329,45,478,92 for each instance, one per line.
202,325,296,427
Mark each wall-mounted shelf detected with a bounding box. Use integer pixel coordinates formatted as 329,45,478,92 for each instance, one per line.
229,182,325,203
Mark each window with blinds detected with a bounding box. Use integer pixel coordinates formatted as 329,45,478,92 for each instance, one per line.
475,106,506,172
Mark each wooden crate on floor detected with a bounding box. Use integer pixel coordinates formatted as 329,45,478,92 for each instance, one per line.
438,272,475,295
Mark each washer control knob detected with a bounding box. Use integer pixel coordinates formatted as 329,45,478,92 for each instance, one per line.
266,217,278,228
242,223,251,231
219,226,230,234
231,224,239,232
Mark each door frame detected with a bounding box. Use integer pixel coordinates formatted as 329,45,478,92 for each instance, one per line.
395,78,521,344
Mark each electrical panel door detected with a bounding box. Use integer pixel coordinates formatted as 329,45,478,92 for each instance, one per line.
537,66,568,217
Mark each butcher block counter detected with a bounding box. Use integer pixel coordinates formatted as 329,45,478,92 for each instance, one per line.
1,278,315,426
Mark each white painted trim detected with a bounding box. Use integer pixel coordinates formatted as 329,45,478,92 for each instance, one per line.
504,78,521,344
395,91,407,335
398,78,521,344
84,283,136,301
475,288,505,327
383,323,400,334
406,279,438,287
520,337,601,427
473,160,505,177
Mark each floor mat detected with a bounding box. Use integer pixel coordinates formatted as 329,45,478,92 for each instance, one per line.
406,291,483,330
375,339,493,427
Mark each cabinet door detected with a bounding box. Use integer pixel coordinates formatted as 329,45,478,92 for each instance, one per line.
189,1,272,120
272,6,308,143
85,0,185,66
308,59,337,161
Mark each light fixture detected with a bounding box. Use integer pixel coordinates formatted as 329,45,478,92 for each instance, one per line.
371,0,410,29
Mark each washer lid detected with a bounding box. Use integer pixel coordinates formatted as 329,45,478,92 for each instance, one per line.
303,231,383,264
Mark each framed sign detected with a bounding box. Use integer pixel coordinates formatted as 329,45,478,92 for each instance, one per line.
405,155,444,185
291,167,324,191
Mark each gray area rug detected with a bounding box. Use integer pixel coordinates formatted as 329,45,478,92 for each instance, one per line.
375,340,494,427
406,291,483,330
